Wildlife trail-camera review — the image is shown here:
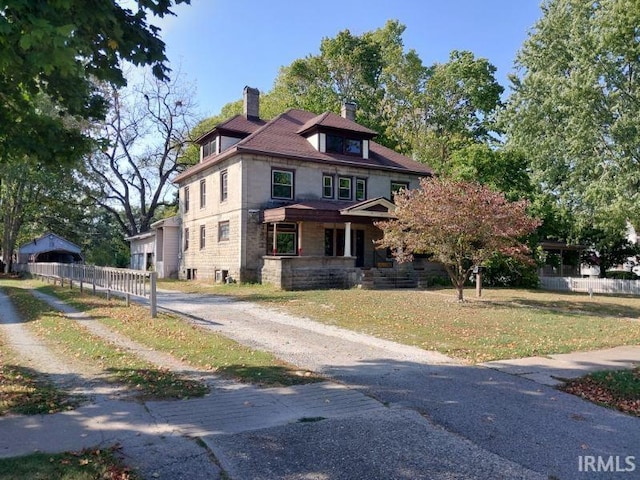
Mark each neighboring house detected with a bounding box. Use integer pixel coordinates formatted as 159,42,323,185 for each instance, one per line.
17,233,83,265
172,87,437,289
125,216,180,278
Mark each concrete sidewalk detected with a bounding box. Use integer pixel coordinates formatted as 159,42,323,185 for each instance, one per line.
481,345,640,386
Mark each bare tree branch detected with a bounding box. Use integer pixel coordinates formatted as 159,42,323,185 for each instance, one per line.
83,68,199,237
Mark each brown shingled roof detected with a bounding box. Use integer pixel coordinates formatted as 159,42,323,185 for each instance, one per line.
194,114,266,143
296,111,377,137
175,108,433,184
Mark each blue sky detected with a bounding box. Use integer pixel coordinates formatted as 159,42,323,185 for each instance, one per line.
156,0,543,118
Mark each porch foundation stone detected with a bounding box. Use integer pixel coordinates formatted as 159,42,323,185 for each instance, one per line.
261,256,359,290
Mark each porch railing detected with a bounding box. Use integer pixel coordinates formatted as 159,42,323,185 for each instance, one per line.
17,263,157,317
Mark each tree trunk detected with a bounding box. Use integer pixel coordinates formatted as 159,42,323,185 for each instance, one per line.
443,263,466,302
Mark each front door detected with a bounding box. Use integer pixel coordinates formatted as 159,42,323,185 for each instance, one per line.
354,230,365,267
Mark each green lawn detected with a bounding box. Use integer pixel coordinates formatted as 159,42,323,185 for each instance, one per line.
0,446,138,480
158,280,640,363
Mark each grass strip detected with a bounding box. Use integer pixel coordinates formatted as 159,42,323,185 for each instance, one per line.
562,368,640,416
39,284,323,387
4,285,208,400
0,445,138,480
0,336,79,415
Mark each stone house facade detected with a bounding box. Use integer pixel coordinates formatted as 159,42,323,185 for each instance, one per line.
172,87,436,289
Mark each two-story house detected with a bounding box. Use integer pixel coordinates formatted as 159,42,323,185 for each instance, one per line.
173,87,435,289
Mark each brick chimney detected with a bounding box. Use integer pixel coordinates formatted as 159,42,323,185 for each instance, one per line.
243,86,260,120
341,102,356,121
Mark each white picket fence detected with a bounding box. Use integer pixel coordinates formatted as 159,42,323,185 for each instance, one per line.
540,276,640,296
18,263,158,317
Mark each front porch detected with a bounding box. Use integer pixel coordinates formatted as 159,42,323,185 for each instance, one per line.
260,198,394,289
258,198,448,290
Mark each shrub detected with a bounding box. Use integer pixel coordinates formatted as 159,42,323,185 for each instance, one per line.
482,252,540,288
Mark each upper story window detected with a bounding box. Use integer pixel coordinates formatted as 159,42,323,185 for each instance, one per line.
323,174,334,199
338,176,352,200
220,170,228,202
184,186,190,213
326,134,362,156
184,228,190,250
355,178,366,201
202,137,217,158
218,221,230,242
391,181,409,197
199,179,206,208
272,169,294,199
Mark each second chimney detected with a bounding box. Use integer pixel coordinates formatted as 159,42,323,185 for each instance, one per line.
341,102,356,121
243,86,260,120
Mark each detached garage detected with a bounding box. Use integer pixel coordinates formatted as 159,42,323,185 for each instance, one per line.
18,233,83,265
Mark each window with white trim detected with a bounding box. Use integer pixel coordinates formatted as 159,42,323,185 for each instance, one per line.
218,221,230,242
202,137,217,158
391,181,409,197
355,178,366,201
200,179,206,208
267,223,297,255
199,225,206,249
323,174,334,198
338,176,352,200
220,170,228,202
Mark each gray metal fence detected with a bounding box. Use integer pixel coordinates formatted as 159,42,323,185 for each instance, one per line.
18,263,157,317
540,276,640,296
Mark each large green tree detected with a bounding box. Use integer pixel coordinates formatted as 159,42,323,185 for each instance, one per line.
410,51,504,171
245,22,504,163
265,21,393,142
503,0,640,238
0,156,81,272
0,0,190,164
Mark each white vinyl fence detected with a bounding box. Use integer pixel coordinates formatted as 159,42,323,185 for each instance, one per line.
541,276,640,296
18,263,158,317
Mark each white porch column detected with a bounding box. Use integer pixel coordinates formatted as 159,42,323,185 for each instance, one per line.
297,222,303,255
344,222,352,257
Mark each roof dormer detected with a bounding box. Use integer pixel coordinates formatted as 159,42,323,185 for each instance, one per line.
296,104,376,159
195,87,266,163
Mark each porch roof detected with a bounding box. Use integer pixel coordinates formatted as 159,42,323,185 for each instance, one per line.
263,197,396,224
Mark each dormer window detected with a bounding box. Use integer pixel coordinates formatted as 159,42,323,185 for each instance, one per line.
326,134,362,156
326,134,343,154
202,137,217,158
345,139,362,155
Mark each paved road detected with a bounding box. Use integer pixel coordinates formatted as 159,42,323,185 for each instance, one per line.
156,290,640,480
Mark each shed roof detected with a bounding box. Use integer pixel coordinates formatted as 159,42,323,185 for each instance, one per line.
19,233,82,255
